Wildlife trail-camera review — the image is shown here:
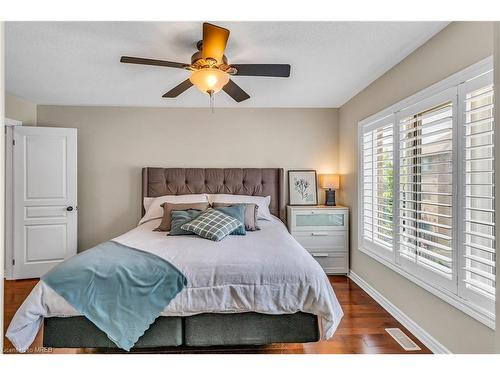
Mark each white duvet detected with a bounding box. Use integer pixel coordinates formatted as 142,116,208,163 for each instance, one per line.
6,216,343,352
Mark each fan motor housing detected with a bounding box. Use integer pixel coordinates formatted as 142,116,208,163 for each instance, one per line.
192,41,228,67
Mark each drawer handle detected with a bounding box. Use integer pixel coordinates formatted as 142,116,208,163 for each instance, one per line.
311,253,329,257
311,232,329,236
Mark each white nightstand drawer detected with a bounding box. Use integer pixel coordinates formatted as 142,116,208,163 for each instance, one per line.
290,208,348,231
310,252,348,274
293,231,347,250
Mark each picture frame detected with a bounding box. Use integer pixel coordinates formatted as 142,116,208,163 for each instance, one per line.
288,170,318,206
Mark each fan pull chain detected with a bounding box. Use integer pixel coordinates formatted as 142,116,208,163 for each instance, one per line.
208,90,215,113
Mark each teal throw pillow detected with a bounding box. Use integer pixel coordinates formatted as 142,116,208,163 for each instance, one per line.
213,204,246,235
169,209,203,236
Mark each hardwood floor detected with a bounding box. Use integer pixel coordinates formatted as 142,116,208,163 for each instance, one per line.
3,275,431,354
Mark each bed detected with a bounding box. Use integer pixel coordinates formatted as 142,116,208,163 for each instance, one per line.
7,168,343,351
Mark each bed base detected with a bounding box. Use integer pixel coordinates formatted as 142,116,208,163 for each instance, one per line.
43,312,320,349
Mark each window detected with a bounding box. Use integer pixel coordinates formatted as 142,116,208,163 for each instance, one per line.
397,89,457,293
361,117,394,259
358,58,495,327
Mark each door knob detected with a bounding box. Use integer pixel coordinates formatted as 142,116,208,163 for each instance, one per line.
66,206,74,211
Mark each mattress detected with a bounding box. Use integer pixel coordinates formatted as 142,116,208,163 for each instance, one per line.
6,216,344,352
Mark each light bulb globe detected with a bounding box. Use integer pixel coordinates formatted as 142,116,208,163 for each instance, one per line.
190,68,230,94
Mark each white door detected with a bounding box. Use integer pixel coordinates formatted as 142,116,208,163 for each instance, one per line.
12,126,77,279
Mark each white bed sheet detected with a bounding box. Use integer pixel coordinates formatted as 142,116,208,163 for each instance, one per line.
6,216,343,352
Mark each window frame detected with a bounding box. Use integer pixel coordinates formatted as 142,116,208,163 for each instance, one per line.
357,56,495,329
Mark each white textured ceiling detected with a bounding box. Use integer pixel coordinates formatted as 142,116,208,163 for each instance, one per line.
5,21,448,107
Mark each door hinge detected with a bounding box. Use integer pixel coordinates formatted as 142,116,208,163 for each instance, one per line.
12,259,15,266
12,139,15,146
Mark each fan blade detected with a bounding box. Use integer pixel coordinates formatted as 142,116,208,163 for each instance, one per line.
223,79,250,103
162,79,193,98
202,23,230,64
232,64,291,77
120,56,189,69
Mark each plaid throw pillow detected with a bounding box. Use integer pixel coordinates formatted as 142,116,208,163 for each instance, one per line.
181,208,243,242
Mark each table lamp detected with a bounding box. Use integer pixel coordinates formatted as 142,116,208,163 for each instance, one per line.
320,174,340,206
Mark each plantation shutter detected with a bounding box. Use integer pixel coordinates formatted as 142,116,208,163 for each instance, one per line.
361,115,395,259
396,88,457,292
359,61,496,322
458,72,495,313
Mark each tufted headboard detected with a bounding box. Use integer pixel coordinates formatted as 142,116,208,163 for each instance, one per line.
142,167,286,221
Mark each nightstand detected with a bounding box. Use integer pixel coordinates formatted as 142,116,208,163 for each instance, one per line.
287,205,349,274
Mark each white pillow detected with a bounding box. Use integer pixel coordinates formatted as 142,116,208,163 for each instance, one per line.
140,194,209,225
208,194,273,221
143,197,156,213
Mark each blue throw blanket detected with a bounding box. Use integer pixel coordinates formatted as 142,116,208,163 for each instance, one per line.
42,241,187,351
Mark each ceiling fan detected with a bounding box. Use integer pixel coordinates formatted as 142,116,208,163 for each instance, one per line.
120,22,291,104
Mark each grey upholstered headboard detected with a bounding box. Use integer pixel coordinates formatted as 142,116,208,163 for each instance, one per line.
142,168,286,221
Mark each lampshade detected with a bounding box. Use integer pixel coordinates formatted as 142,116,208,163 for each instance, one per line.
190,68,230,94
320,174,340,190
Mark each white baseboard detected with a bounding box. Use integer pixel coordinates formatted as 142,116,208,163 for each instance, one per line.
348,271,451,354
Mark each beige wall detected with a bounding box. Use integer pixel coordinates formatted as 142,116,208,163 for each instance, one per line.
37,106,339,251
5,94,37,125
338,22,495,353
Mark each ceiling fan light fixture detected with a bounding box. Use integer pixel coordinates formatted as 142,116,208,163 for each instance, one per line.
190,68,229,94
120,22,291,103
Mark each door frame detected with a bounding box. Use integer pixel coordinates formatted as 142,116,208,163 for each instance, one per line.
4,118,22,280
